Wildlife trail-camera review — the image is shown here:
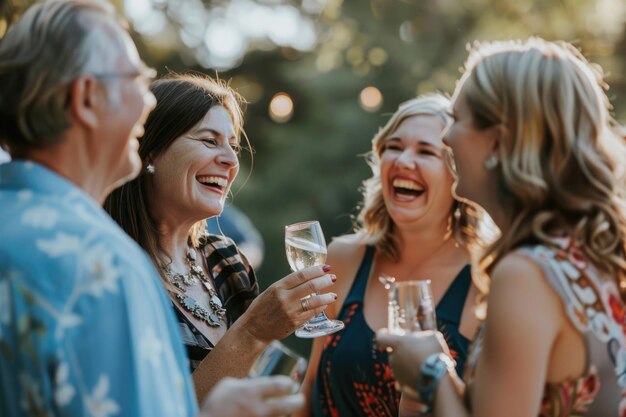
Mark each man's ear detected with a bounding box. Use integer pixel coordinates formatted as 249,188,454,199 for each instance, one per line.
68,76,100,130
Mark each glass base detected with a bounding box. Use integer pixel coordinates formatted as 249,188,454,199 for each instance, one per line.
295,316,344,338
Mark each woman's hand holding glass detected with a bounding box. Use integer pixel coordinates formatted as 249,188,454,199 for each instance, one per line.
239,264,337,343
285,221,344,338
376,330,450,400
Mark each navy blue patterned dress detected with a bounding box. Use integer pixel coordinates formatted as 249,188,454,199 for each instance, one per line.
312,246,471,417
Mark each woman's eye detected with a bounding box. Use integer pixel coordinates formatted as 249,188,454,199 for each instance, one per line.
200,138,218,147
383,144,402,152
420,149,437,157
230,143,242,154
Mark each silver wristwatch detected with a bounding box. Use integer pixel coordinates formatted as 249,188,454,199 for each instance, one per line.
415,353,455,411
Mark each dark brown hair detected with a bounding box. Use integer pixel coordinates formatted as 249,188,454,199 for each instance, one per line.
104,74,247,293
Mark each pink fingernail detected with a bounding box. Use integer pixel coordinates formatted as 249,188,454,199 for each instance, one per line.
331,274,337,282
323,264,331,272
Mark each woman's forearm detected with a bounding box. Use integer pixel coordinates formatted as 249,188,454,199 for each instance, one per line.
192,321,267,401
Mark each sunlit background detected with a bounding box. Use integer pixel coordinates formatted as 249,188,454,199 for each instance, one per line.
2,0,626,354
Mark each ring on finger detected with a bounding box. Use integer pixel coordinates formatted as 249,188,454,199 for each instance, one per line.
300,297,310,313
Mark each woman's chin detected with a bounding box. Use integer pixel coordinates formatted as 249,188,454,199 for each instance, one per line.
196,203,224,220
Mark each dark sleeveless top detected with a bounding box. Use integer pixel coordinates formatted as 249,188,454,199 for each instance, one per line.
312,246,471,417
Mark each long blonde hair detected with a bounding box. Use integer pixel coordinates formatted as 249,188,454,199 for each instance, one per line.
356,94,474,260
458,38,626,302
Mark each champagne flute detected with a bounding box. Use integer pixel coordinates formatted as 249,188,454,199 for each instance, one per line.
389,280,437,334
285,220,344,338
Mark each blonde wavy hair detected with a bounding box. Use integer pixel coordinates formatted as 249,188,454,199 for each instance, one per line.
457,38,626,302
356,94,476,261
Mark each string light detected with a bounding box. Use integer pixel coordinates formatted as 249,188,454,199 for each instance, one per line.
359,86,382,112
269,92,294,123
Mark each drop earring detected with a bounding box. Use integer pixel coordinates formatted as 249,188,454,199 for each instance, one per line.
484,154,499,170
146,163,155,174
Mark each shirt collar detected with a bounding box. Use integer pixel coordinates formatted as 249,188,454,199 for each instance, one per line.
0,160,106,220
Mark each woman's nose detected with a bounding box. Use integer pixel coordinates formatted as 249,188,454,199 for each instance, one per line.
395,149,417,169
218,145,239,168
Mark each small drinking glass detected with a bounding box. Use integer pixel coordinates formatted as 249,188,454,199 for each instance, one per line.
389,280,437,334
249,341,308,391
285,220,344,338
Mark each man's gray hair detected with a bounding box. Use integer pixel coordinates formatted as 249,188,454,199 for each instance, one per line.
0,0,126,156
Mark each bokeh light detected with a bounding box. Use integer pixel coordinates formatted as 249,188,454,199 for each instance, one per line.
124,0,323,70
359,86,383,112
368,47,388,66
269,93,294,123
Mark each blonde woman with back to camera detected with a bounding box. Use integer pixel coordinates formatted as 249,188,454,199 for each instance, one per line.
298,94,481,417
378,38,626,417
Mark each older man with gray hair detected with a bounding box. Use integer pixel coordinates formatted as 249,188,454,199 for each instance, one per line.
0,1,303,417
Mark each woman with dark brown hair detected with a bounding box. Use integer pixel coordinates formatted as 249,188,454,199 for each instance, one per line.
105,74,337,400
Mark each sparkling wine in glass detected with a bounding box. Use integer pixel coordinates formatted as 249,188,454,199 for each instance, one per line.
285,220,344,338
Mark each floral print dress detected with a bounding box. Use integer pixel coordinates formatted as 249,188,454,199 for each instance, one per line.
464,239,626,416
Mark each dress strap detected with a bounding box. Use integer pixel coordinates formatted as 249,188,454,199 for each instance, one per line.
436,264,472,325
344,246,376,305
518,243,618,343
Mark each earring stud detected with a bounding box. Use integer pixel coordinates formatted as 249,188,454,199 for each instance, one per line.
484,154,498,171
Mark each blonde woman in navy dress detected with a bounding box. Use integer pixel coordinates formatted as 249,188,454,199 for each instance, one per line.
298,94,482,417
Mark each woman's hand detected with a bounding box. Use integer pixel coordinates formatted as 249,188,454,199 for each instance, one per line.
376,330,449,391
240,264,337,343
200,376,304,417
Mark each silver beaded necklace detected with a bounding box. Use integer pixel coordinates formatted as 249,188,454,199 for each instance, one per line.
164,247,226,327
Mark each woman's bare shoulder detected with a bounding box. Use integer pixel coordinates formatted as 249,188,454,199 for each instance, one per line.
488,251,564,332
326,234,369,311
328,233,364,254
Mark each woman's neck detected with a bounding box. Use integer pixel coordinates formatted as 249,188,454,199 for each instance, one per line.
393,221,467,267
157,217,198,270
478,199,508,232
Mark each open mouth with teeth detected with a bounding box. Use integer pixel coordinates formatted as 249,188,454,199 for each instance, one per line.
392,178,425,199
197,175,228,194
